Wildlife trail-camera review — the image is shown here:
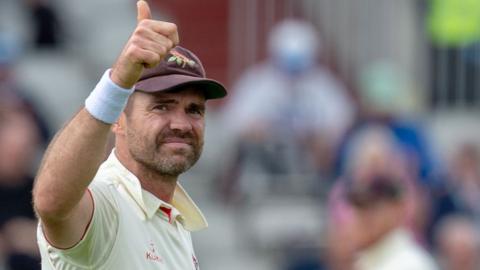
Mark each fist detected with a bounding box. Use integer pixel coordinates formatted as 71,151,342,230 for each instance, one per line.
111,0,179,89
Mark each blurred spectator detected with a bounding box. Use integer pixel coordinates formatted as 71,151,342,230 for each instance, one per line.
220,19,354,203
424,0,480,106
326,125,433,270
347,178,437,270
24,0,63,49
426,143,480,244
0,95,42,270
447,143,480,218
0,33,50,142
0,33,49,270
335,61,438,187
434,215,479,270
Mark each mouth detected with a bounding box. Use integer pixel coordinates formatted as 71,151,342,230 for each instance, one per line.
162,142,191,149
161,137,192,145
158,137,195,152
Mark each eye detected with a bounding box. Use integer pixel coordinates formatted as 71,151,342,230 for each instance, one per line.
187,106,204,116
153,104,169,111
188,108,201,115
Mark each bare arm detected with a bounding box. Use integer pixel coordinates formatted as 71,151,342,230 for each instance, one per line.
33,110,110,248
32,0,178,248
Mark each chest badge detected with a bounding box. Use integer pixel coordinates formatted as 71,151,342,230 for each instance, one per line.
145,242,163,263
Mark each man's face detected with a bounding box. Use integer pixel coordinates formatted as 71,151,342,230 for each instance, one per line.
121,88,206,177
352,200,403,250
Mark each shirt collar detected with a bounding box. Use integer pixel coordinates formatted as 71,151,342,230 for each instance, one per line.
357,228,411,266
104,150,208,231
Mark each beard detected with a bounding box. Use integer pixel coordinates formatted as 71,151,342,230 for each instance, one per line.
126,128,203,177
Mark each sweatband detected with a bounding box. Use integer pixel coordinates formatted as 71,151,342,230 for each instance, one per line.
85,69,134,124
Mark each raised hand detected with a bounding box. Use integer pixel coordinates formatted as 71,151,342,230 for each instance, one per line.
110,0,179,89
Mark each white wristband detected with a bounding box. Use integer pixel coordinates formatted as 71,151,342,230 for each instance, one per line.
85,69,134,124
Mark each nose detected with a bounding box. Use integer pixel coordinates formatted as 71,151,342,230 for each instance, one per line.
168,111,192,133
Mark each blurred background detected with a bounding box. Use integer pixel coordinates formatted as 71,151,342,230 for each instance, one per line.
1,0,480,269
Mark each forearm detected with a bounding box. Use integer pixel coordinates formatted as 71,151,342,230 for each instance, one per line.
33,109,111,222
32,0,177,243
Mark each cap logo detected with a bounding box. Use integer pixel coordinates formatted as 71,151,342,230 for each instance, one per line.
167,49,196,68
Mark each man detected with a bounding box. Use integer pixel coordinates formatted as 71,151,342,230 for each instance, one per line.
220,19,353,202
434,215,479,270
32,1,226,269
346,178,437,270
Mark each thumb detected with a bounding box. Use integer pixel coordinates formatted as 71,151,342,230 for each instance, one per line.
137,0,152,23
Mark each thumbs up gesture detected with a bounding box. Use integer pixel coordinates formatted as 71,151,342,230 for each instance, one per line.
110,0,179,89
137,0,151,22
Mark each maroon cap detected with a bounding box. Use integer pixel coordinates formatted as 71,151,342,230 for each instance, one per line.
134,46,227,99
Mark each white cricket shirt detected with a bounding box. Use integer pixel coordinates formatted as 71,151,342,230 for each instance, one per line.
355,228,438,270
37,150,208,270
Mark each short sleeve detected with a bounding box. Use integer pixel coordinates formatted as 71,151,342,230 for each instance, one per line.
38,179,119,269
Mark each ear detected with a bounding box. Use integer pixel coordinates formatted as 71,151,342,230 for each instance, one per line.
112,113,127,136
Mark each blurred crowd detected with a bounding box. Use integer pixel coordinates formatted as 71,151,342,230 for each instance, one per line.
0,32,50,270
1,0,480,270
216,14,480,270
